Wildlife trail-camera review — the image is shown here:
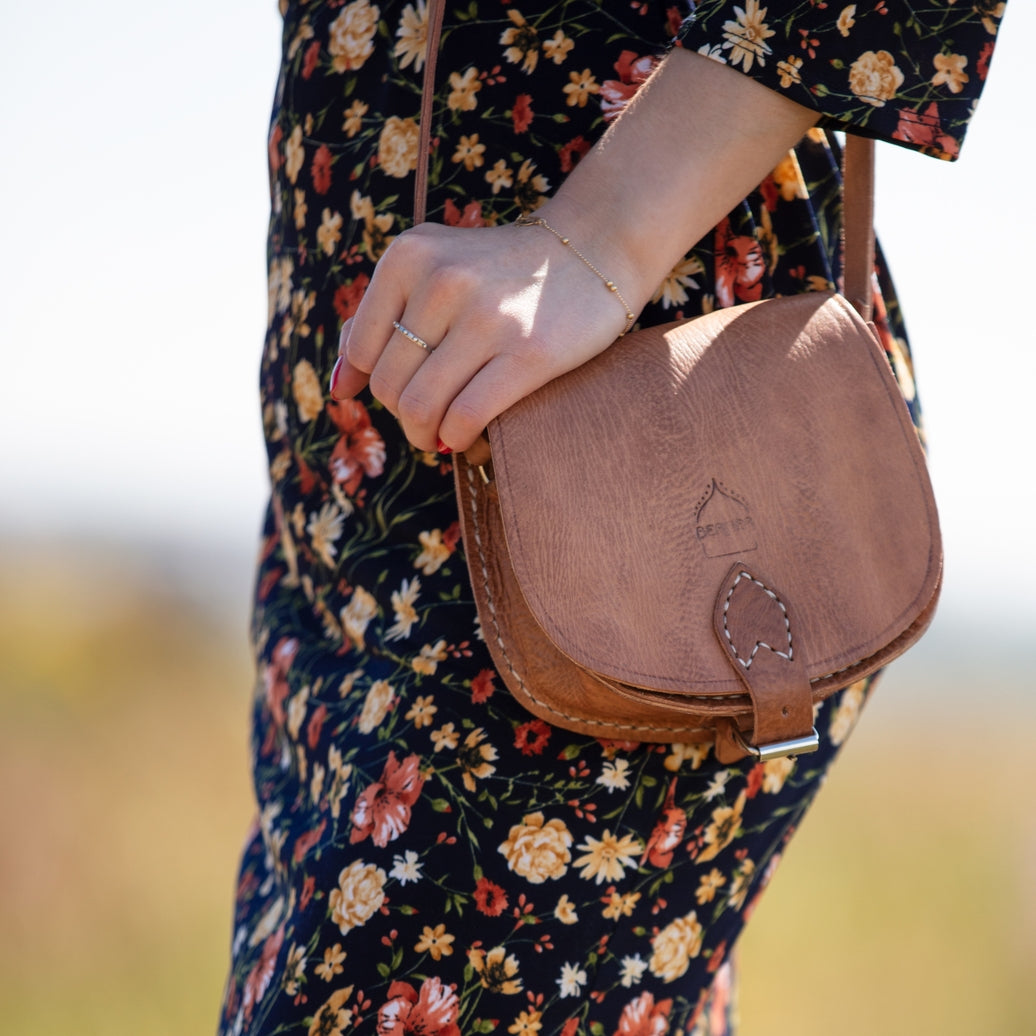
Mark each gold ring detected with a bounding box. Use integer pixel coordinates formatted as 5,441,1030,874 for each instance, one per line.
393,320,435,353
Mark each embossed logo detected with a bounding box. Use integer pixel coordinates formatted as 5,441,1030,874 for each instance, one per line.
694,479,758,558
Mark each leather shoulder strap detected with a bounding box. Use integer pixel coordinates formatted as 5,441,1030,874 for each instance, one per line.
414,0,874,319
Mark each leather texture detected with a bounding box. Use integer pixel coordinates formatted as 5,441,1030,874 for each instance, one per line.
453,290,942,759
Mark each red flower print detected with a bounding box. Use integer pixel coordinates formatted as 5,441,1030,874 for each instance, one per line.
293,819,327,863
512,93,533,133
714,217,766,308
641,778,686,868
312,143,333,194
470,669,496,704
300,874,316,912
349,751,426,848
307,703,328,750
473,877,509,916
745,762,765,798
242,925,284,1022
327,398,386,496
614,992,673,1036
443,199,487,227
892,102,959,159
977,41,993,80
268,123,283,173
442,521,461,551
665,5,683,36
377,977,461,1036
333,273,371,322
264,636,299,729
560,1018,580,1036
302,39,321,79
600,51,659,122
558,135,590,173
514,718,551,756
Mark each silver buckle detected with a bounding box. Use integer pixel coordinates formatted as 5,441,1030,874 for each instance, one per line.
734,726,820,761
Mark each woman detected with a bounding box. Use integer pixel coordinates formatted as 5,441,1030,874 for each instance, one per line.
219,3,1004,1034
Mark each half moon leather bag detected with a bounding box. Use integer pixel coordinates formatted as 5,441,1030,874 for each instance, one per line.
417,2,942,764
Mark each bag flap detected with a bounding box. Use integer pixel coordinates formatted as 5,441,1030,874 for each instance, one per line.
483,292,941,697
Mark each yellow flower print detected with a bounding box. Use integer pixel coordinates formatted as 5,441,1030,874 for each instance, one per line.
554,893,578,924
602,890,641,920
342,99,369,137
485,158,514,196
448,67,482,111
317,208,344,257
573,829,642,884
499,812,573,883
848,50,905,107
932,52,969,94
308,986,355,1036
509,1009,543,1035
696,791,746,863
728,858,756,909
762,755,795,794
394,0,428,72
430,722,459,752
414,922,455,960
721,0,776,73
411,639,448,676
328,860,386,935
386,576,421,641
651,255,705,309
500,10,539,75
377,115,419,178
340,586,377,649
695,868,727,905
596,758,633,792
458,727,498,791
315,943,347,982
837,4,856,37
468,945,523,994
514,158,550,210
776,54,803,89
452,133,487,171
414,529,451,575
307,502,345,568
563,68,600,108
771,152,808,201
829,679,867,746
328,0,380,73
285,124,305,185
293,188,308,230
542,30,574,65
357,679,395,734
292,359,324,423
649,911,704,982
404,694,437,728
664,742,711,772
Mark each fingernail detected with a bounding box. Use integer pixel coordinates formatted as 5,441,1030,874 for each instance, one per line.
328,356,344,398
436,438,453,455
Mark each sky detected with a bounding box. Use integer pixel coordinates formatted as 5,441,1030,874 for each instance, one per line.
0,1,1032,644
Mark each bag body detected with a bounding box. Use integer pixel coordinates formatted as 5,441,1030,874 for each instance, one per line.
454,290,941,762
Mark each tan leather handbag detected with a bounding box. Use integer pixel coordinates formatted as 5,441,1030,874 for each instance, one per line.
417,3,941,763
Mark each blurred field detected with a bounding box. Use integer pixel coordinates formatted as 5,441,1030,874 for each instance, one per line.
1,540,1033,1035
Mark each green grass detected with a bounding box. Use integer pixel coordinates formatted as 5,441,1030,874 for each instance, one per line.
1,545,1032,1035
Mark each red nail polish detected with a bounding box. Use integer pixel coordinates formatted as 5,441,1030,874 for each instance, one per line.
436,438,453,455
329,356,344,397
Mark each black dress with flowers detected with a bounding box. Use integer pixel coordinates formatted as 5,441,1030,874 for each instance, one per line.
218,3,1005,1035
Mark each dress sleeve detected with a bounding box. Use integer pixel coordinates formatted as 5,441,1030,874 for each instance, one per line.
674,0,1009,160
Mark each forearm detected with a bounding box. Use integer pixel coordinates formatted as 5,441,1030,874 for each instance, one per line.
537,48,819,310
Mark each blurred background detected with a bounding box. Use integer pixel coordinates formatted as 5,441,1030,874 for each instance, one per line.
1,2,1032,1034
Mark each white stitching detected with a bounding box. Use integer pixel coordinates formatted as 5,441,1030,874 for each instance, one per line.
721,570,794,668
464,463,710,737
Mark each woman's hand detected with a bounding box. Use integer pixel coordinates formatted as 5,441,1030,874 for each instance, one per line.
330,216,637,454
329,49,818,453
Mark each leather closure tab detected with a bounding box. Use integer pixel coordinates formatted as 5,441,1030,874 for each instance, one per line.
712,564,815,756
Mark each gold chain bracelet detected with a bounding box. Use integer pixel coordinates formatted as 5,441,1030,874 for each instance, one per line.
515,214,636,336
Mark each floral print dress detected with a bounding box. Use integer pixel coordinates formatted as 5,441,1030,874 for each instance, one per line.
218,3,1005,1035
